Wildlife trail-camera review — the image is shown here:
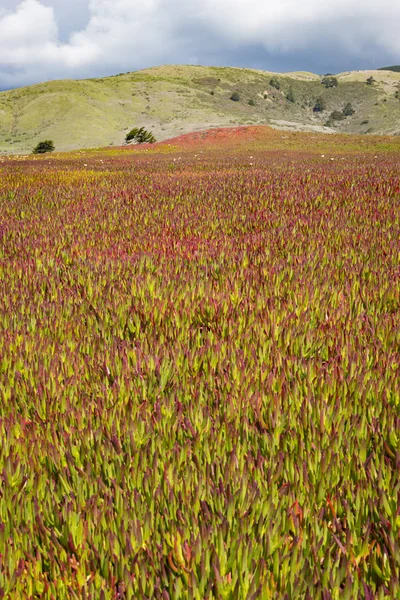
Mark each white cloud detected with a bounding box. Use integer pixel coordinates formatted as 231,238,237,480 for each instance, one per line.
1,0,400,87
0,0,99,71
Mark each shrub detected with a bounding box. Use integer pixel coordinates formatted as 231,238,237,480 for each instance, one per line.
342,102,355,117
125,127,156,144
286,87,295,103
361,119,369,125
32,140,55,154
322,76,338,88
366,76,375,85
248,99,256,106
269,78,281,90
230,92,241,102
313,96,326,112
329,110,345,121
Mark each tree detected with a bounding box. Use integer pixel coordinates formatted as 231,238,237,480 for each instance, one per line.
322,76,338,88
125,127,156,144
286,87,295,103
32,140,55,154
313,96,326,112
269,77,281,90
342,102,355,117
230,91,241,102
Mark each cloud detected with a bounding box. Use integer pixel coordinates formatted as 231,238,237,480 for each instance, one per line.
0,0,400,88
0,0,99,75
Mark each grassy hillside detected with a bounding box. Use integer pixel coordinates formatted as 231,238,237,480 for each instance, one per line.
1,65,400,154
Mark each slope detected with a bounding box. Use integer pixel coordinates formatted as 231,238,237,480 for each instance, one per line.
0,65,400,154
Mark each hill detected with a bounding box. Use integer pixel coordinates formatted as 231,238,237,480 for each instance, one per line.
379,66,400,73
1,65,400,154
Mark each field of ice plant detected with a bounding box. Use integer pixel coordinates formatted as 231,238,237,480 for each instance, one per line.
0,127,399,599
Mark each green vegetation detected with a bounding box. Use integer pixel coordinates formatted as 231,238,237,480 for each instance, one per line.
125,126,156,144
379,65,400,72
0,128,399,598
366,76,376,85
0,65,399,154
230,91,241,102
313,96,326,112
321,76,338,88
32,140,55,154
286,87,295,102
326,102,355,126
342,102,355,116
269,77,281,90
328,110,345,121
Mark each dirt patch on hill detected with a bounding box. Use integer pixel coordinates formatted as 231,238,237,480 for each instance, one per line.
269,120,336,134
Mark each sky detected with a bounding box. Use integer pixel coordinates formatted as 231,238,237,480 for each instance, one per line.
0,0,399,89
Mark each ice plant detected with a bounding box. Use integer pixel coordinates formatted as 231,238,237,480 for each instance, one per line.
0,126,399,598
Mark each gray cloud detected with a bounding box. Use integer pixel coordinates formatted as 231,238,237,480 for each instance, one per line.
0,0,399,89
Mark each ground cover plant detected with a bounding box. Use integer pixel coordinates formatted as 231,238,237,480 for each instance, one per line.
0,126,399,599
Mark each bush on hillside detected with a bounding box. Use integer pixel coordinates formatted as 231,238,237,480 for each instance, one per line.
313,96,326,112
125,127,156,144
230,91,241,102
269,78,281,90
322,76,338,88
248,99,256,106
329,110,345,121
286,87,295,103
366,76,376,85
342,102,355,116
32,140,55,154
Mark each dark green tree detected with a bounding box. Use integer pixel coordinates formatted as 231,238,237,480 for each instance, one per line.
342,102,355,117
269,77,281,90
32,140,55,154
125,127,156,144
322,76,339,88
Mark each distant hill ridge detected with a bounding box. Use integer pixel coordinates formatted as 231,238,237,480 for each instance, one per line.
379,66,400,73
1,65,400,153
